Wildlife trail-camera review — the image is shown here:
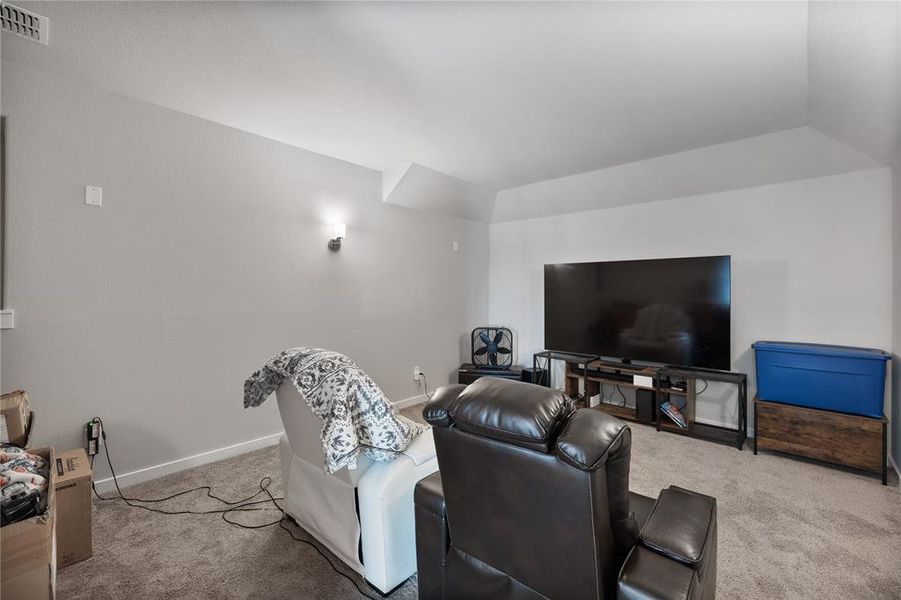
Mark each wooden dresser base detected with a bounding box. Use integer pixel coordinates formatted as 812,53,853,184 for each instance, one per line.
754,397,887,485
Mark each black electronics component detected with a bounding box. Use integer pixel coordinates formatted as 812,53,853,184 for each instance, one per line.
544,256,731,370
521,367,549,387
636,389,656,424
458,363,522,385
581,368,633,383
0,482,42,527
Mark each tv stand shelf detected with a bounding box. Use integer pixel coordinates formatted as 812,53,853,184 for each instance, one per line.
533,351,748,450
658,367,748,450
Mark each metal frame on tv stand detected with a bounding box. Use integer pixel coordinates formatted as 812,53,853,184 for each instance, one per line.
533,351,748,450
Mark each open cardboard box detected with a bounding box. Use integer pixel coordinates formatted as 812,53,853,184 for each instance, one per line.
1,390,34,447
0,446,57,600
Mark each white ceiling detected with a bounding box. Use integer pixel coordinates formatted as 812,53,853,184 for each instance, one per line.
3,1,811,191
807,1,900,166
492,126,882,222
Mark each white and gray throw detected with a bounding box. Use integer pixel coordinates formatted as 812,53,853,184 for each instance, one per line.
244,347,426,474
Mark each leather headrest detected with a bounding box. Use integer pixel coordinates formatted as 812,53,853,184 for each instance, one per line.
447,378,572,453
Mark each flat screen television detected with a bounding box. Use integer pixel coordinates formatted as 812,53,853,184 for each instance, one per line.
544,256,731,370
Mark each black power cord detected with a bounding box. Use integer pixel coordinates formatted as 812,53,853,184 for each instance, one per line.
89,418,275,515
697,379,709,395
615,385,629,407
88,417,383,600
219,480,383,600
418,372,433,401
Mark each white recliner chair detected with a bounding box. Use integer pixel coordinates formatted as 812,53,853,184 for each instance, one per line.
275,381,438,594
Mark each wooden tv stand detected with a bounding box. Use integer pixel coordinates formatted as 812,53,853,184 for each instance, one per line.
532,351,748,450
566,359,658,421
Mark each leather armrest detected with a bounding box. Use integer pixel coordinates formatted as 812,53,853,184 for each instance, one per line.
422,384,467,428
639,486,716,569
618,546,701,600
415,472,448,600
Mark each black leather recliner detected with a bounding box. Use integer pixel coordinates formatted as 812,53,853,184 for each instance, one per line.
414,377,717,600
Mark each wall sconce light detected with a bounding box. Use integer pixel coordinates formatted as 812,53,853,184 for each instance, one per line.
328,223,346,251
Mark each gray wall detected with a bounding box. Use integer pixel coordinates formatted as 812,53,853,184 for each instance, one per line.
806,0,900,470
0,60,488,477
893,161,900,469
893,3,901,470
490,169,894,433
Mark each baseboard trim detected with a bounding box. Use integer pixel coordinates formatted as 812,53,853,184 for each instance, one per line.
93,431,283,494
94,394,430,494
391,394,428,410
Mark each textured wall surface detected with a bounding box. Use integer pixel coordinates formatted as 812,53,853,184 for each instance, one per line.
490,169,893,431
0,60,488,478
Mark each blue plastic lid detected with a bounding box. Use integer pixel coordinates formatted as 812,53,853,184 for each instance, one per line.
752,341,889,361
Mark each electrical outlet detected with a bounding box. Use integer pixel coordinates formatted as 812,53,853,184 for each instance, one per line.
85,185,102,207
413,366,422,382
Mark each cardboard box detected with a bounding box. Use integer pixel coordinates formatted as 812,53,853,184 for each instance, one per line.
53,448,93,568
1,390,32,446
0,446,57,600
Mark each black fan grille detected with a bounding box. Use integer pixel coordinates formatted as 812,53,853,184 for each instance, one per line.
471,327,513,369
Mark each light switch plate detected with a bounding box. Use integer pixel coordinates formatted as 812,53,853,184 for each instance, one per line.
85,185,102,206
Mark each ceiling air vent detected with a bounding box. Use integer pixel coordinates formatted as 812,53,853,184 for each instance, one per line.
1,2,48,45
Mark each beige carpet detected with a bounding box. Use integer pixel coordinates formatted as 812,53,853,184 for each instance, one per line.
58,444,415,600
622,422,901,599
57,405,900,599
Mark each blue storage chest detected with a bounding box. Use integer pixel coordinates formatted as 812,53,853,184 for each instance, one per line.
752,341,889,418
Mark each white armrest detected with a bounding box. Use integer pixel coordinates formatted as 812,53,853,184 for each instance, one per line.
357,431,439,593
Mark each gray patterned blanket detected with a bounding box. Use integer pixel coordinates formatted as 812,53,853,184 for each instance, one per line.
244,348,426,473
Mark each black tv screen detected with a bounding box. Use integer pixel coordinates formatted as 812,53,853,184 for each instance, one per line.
544,256,731,370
